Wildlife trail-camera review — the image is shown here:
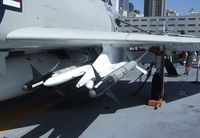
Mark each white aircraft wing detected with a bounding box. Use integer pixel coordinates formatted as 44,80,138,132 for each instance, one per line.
5,27,200,51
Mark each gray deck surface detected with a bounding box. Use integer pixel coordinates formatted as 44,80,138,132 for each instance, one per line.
0,63,200,138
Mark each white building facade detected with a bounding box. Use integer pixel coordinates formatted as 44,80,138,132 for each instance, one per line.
121,15,200,36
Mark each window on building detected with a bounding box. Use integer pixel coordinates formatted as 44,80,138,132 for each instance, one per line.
159,24,164,27
188,24,195,27
150,25,156,27
150,30,156,33
141,25,147,27
150,19,156,21
169,18,175,21
125,19,130,22
132,30,138,33
198,30,200,32
168,24,175,26
178,24,185,27
178,30,184,33
188,30,195,33
124,25,130,27
133,19,139,22
178,18,185,21
141,19,147,21
159,19,165,21
188,18,196,20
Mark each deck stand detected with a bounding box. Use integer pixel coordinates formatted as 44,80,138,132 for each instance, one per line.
148,99,165,108
148,46,165,108
193,62,200,84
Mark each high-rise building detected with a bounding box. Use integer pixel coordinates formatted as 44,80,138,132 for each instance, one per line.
119,0,129,12
144,0,166,17
119,0,129,17
129,2,134,12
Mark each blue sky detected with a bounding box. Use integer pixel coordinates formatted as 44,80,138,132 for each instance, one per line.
130,0,200,15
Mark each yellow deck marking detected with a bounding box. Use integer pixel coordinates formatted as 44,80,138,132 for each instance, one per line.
0,130,7,135
0,91,65,132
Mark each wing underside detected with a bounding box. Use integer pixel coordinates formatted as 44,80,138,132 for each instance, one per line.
4,27,200,51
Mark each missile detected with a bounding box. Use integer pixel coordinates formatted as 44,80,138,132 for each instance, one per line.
88,60,138,98
43,65,91,87
89,76,114,97
23,65,90,91
23,64,53,91
23,73,51,91
88,50,149,98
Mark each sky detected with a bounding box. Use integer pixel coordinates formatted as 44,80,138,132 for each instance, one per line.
130,0,200,15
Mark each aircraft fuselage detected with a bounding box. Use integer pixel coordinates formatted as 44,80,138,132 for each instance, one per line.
0,0,114,45
0,0,116,101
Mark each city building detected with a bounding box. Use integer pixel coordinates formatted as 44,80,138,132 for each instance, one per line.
144,0,166,17
190,12,200,16
121,15,200,36
119,0,129,12
128,10,144,18
129,2,134,12
119,0,129,17
166,10,179,17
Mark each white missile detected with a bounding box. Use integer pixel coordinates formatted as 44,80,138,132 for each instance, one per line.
43,65,91,87
87,51,150,98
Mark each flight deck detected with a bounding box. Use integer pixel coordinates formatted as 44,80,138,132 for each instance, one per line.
0,63,200,138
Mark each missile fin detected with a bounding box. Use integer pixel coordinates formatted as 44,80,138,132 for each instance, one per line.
30,65,42,79
91,65,102,82
136,64,148,75
55,89,65,96
49,62,60,72
105,89,120,104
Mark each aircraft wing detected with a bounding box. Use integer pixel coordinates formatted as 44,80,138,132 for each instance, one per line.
5,27,200,51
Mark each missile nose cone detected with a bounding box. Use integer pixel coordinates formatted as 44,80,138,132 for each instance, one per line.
43,79,54,87
89,90,97,98
22,85,28,91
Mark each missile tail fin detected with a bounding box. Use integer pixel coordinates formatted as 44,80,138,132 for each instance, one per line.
49,62,60,72
105,89,120,104
136,64,148,75
30,65,42,79
55,89,65,96
91,65,102,82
